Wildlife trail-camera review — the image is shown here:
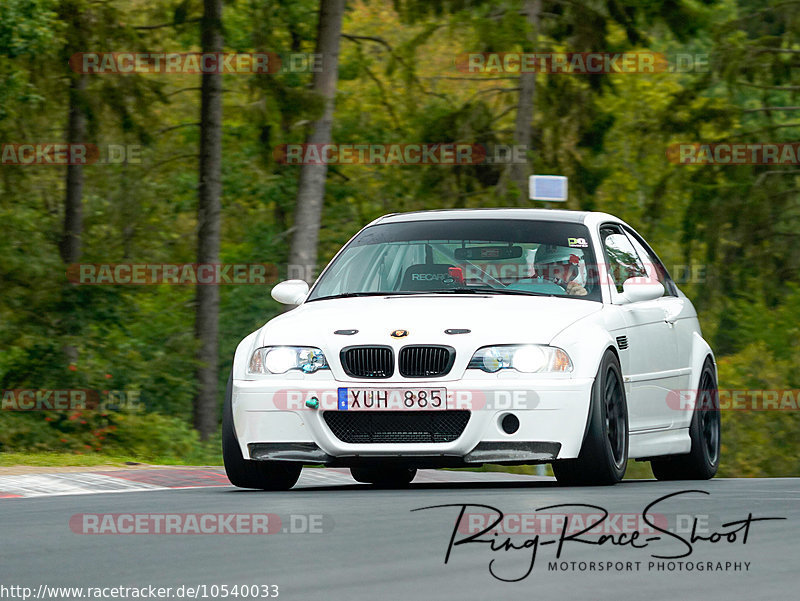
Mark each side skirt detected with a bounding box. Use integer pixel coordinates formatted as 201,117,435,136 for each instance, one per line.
628,427,691,460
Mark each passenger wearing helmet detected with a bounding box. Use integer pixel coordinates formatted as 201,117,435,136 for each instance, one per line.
531,245,588,296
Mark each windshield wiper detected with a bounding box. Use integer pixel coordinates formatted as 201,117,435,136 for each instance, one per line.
308,291,422,301
426,287,553,297
310,288,556,301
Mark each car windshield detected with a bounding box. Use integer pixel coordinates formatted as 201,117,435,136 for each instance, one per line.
307,218,602,302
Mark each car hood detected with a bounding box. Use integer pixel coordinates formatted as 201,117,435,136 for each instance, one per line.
255,294,602,348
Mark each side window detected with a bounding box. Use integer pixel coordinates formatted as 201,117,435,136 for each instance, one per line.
600,226,647,293
623,229,677,297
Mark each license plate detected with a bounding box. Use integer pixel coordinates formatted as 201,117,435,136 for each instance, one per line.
336,388,447,411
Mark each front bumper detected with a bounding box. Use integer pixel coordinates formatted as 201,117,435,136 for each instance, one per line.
232,375,594,466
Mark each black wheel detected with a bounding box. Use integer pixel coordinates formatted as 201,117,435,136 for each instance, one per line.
350,466,417,488
552,350,628,486
651,359,720,481
222,373,301,490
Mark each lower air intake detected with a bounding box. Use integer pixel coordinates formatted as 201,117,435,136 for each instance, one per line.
323,410,470,444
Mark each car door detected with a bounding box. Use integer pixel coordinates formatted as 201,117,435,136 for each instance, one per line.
623,227,695,406
600,225,679,431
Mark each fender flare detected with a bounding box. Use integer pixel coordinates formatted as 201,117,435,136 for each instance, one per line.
231,331,260,381
550,324,620,446
675,332,716,421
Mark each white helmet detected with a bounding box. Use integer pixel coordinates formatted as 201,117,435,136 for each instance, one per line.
531,245,586,286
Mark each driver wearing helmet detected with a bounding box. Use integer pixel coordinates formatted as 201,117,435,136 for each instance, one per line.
531,245,588,296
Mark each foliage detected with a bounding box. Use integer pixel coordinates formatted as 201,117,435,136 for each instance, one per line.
0,0,798,474
0,409,221,464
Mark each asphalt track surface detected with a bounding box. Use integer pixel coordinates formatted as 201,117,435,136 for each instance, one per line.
0,468,797,601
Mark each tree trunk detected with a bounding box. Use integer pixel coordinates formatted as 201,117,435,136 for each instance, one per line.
287,0,345,284
194,0,224,440
59,65,88,370
59,73,87,264
509,0,541,204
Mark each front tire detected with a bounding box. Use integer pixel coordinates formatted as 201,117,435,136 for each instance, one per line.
552,350,628,486
651,359,720,481
222,374,301,490
350,467,417,488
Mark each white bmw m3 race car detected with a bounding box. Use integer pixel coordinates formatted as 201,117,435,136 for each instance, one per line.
223,209,720,490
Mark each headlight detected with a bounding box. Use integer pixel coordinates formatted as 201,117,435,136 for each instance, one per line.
468,345,572,373
247,346,329,375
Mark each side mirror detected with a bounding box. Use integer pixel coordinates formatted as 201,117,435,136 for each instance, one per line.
271,279,309,306
620,278,664,303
